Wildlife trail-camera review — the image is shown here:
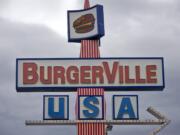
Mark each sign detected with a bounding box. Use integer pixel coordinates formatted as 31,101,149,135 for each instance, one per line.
113,95,139,120
78,95,104,120
67,5,104,42
43,95,69,120
43,95,139,120
16,57,165,92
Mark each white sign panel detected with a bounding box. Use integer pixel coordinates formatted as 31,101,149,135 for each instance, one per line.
113,95,139,120
67,5,104,42
16,57,164,92
78,95,104,120
43,95,69,120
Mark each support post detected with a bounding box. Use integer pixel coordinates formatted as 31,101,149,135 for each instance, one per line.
75,1,106,135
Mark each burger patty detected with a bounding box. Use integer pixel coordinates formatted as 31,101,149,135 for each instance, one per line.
75,26,94,33
75,22,94,33
75,22,94,29
73,14,95,28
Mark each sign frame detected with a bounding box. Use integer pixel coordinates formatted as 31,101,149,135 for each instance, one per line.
78,95,104,120
43,95,69,120
16,57,165,92
112,95,139,120
67,4,105,42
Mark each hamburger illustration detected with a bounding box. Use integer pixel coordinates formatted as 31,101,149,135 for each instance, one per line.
73,14,95,34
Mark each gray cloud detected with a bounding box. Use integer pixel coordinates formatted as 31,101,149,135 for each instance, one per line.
0,0,180,135
0,17,79,135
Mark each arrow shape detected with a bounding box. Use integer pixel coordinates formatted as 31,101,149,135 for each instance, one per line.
25,119,166,125
25,107,170,135
147,107,171,135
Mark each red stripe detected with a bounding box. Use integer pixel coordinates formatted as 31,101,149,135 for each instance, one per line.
84,0,90,9
77,88,106,135
80,40,100,58
77,4,105,134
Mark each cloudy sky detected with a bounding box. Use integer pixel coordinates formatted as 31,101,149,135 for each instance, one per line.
0,0,180,135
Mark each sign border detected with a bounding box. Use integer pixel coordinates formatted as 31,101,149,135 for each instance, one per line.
78,95,104,120
112,95,139,120
67,4,105,43
16,57,165,92
43,95,69,120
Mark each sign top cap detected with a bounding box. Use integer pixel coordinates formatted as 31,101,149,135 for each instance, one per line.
84,0,90,9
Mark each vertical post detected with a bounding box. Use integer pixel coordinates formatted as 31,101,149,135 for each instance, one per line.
75,0,106,135
84,0,90,9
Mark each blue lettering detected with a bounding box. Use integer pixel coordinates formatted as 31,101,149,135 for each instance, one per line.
117,97,135,119
83,96,99,118
48,97,65,119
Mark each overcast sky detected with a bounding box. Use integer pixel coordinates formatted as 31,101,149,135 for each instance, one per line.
0,0,180,135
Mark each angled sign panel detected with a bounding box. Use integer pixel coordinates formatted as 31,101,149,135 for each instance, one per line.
68,5,104,42
16,57,165,92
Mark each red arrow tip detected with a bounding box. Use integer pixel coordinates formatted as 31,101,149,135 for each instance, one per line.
84,0,90,9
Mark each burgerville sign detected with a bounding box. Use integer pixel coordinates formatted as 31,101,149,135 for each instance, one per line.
17,2,170,134
16,58,164,92
16,5,165,92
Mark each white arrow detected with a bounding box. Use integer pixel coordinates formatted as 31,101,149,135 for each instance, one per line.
147,107,171,135
25,107,170,135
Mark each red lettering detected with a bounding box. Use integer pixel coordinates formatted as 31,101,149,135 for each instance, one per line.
66,66,79,84
146,65,157,83
119,66,124,84
80,66,91,84
40,66,52,84
23,63,38,84
92,66,104,84
53,66,65,84
103,61,118,83
135,66,146,84
125,66,135,84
